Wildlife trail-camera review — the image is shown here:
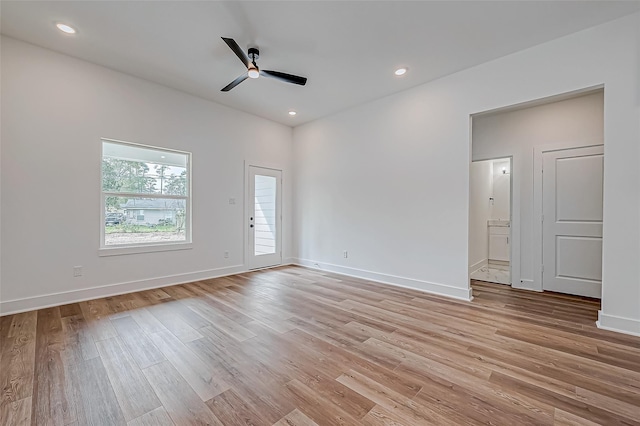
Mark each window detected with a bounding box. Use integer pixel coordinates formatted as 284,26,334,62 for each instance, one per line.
101,139,191,254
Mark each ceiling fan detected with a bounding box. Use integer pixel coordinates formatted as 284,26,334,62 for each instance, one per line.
220,37,308,92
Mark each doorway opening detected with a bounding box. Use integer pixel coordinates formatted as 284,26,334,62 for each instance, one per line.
469,157,512,286
469,87,604,301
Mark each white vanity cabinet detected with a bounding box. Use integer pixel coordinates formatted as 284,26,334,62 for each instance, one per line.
488,220,510,262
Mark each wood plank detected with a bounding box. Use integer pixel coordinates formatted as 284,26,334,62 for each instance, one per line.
104,294,144,319
336,369,463,425
295,369,376,420
574,387,640,423
0,311,37,412
465,339,640,403
362,404,425,426
396,354,554,425
111,315,166,369
59,303,82,318
188,331,295,424
160,298,212,330
147,302,203,342
205,388,270,426
553,408,600,426
489,370,638,425
184,282,255,324
77,357,127,425
148,330,230,401
179,298,257,342
284,378,363,426
142,361,223,425
136,288,172,304
128,307,169,334
0,397,31,426
79,299,118,341
127,406,175,426
61,314,99,360
31,307,73,425
59,335,89,425
272,408,320,426
127,407,175,426
95,337,162,421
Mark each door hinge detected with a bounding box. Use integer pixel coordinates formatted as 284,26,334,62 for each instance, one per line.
542,264,545,273
541,214,544,223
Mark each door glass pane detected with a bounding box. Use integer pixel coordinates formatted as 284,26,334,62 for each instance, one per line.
254,175,277,256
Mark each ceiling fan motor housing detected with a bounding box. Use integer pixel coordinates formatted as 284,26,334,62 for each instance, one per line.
248,47,259,61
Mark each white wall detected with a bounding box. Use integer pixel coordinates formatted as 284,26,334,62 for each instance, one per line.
490,159,511,221
468,161,491,273
473,92,604,287
0,37,293,313
293,13,640,335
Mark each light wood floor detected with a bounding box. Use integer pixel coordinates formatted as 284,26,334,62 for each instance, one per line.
1,266,639,425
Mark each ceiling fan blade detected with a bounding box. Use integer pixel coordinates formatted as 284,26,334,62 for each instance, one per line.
261,70,307,86
221,74,249,92
222,37,250,68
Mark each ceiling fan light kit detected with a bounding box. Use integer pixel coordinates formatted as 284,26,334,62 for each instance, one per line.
220,37,307,91
247,67,260,79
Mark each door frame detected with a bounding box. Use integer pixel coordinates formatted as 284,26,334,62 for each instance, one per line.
532,142,604,292
469,155,515,288
244,161,283,270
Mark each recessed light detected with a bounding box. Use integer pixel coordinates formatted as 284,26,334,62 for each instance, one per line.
56,23,77,34
160,155,166,159
394,68,407,76
288,111,297,116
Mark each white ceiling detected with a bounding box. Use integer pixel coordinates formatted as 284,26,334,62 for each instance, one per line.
2,1,639,126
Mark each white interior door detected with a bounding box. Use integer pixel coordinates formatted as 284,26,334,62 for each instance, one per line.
542,146,603,298
248,166,282,270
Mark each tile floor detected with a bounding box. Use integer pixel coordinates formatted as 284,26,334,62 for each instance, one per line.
470,266,511,285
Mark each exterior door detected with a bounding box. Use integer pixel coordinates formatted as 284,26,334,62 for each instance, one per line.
542,146,603,298
248,166,282,270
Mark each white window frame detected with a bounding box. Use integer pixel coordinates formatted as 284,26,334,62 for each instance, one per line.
99,138,192,256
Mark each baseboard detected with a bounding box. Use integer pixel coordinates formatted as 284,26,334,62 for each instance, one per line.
293,258,472,301
283,257,296,266
0,264,246,316
597,311,640,337
468,259,488,275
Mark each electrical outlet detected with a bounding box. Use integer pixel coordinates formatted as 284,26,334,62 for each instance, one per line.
343,250,348,258
224,251,229,259
73,266,83,277
229,198,236,205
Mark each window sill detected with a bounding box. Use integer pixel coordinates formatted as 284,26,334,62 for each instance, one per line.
98,242,193,257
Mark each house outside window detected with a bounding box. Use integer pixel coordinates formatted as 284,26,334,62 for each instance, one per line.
101,139,191,254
